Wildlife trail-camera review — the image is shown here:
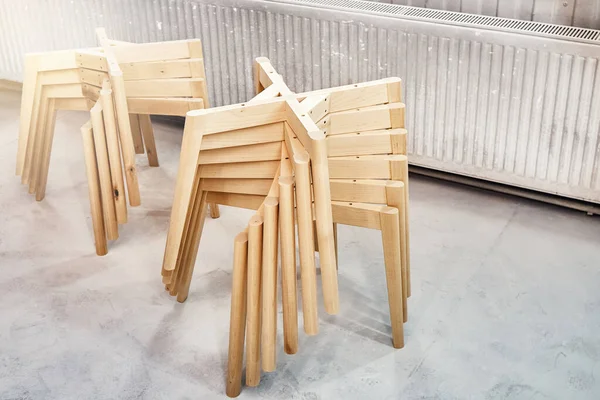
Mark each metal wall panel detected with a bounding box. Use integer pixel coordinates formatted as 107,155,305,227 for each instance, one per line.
1,0,599,203
377,0,600,28
532,0,576,26
498,0,536,21
573,2,600,30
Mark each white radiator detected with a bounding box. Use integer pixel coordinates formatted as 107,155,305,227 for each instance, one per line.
1,0,599,203
374,0,600,29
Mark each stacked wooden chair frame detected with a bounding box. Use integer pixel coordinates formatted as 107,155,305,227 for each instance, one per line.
15,28,216,255
160,57,411,397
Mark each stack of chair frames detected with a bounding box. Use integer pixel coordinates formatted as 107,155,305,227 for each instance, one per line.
160,57,411,397
15,28,216,254
79,79,122,255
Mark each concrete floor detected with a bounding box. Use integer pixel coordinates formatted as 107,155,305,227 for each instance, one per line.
1,88,599,400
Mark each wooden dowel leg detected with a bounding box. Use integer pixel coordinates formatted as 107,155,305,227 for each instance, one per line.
261,198,279,372
313,220,319,252
172,171,203,297
170,169,202,297
385,182,408,322
21,83,43,185
139,114,159,167
91,106,119,241
161,121,204,277
100,87,128,224
16,55,39,176
162,270,173,286
333,222,338,271
279,176,299,354
167,279,177,296
246,215,264,387
310,139,339,315
209,203,220,218
312,221,337,272
81,123,108,256
399,160,411,297
129,114,145,154
226,232,249,398
27,95,49,194
294,155,319,335
111,73,141,206
379,207,404,349
398,190,408,321
176,190,208,303
35,98,57,201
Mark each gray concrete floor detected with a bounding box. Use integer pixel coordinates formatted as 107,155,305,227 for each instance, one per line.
1,88,600,400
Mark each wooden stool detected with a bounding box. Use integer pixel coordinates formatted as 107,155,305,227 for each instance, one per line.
15,27,216,254
159,57,411,397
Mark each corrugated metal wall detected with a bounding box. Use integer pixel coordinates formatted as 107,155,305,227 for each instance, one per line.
374,0,600,29
1,0,599,203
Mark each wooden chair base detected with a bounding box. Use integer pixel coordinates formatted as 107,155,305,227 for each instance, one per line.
158,57,411,397
16,27,214,254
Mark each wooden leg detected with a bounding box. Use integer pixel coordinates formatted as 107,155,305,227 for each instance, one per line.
170,167,202,297
100,88,128,224
226,232,249,398
333,222,338,271
35,98,57,201
313,220,319,252
27,93,49,194
162,122,204,275
139,114,159,167
279,176,299,354
162,269,173,286
294,156,318,335
310,139,339,315
81,122,108,256
379,207,404,349
21,81,43,185
129,114,145,154
176,190,208,303
245,215,264,387
400,160,411,297
261,198,279,372
209,203,220,218
111,74,141,206
398,189,408,321
91,105,119,241
16,55,39,176
314,222,338,272
385,182,408,322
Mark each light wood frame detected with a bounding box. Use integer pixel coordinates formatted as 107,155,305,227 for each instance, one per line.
15,28,215,254
159,57,411,397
